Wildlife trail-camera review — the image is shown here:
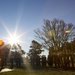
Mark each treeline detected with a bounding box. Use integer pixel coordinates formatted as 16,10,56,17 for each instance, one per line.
27,39,75,69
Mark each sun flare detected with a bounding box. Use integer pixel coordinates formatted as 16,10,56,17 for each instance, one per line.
0,19,28,47
8,35,19,45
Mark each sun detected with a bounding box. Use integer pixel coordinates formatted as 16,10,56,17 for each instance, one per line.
8,35,19,45
4,27,26,46
3,29,28,47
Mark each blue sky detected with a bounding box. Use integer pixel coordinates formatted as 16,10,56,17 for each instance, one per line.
0,0,75,56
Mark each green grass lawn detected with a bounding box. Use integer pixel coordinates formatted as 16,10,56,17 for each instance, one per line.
0,68,75,75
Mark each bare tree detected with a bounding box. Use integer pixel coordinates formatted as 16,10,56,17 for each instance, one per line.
34,19,75,55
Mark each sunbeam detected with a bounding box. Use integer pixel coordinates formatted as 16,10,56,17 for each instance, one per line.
0,19,12,37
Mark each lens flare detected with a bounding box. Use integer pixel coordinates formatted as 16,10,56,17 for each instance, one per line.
0,39,3,45
64,30,70,33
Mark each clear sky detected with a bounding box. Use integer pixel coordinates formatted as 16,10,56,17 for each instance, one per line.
0,0,75,56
